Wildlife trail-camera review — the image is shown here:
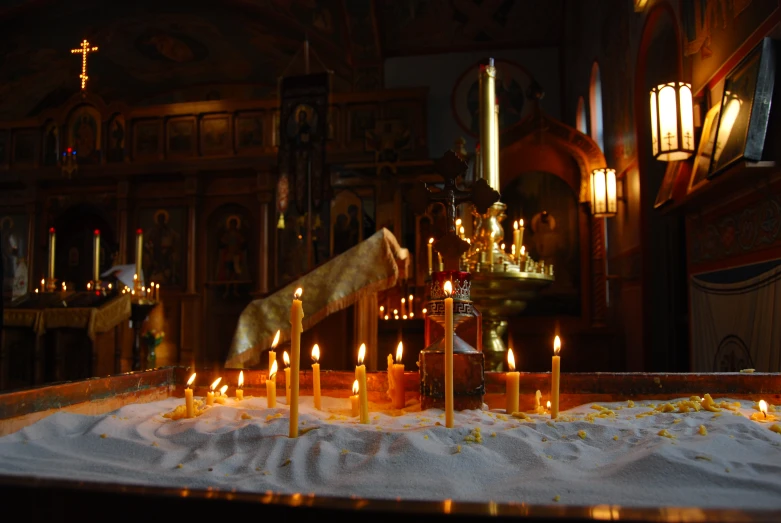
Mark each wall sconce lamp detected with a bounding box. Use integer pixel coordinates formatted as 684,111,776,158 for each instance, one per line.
591,167,619,218
649,82,694,161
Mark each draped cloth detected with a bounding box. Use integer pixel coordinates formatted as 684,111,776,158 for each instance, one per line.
690,260,781,372
226,229,409,368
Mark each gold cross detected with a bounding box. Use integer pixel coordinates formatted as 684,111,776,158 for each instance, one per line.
71,39,98,91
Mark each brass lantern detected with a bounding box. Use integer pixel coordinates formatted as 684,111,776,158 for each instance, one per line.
649,82,694,161
591,168,617,217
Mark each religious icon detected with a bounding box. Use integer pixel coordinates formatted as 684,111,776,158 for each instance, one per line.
69,105,101,164
107,115,126,163
167,119,195,156
1,215,27,299
201,117,230,155
134,121,161,157
216,215,248,298
43,121,58,166
143,209,182,285
236,113,264,149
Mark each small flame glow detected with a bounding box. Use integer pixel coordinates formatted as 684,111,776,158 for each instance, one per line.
272,330,281,348
380,306,384,312
520,219,524,227
514,220,518,230
554,336,561,355
759,400,768,417
508,349,516,371
210,377,222,392
294,287,303,299
401,298,406,304
219,384,228,396
429,237,434,244
312,344,320,362
396,341,403,363
456,218,462,227
384,315,389,320
460,226,465,235
186,373,196,388
283,351,290,367
409,294,413,301
352,380,359,395
358,343,366,365
238,371,244,389
269,360,278,379
443,280,453,296
521,245,526,255
547,400,551,409
501,243,505,251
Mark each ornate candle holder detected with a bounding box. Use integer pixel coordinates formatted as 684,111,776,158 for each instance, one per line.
419,270,484,410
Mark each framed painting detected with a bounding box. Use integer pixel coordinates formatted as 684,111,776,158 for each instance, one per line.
654,161,681,209
12,129,38,166
68,105,102,165
133,120,162,160
709,38,776,178
137,207,186,288
451,59,532,137
107,114,126,163
234,112,264,152
167,117,196,158
688,104,720,194
347,105,377,145
201,115,231,156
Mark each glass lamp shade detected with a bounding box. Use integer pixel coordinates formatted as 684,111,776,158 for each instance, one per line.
649,82,695,161
591,168,617,217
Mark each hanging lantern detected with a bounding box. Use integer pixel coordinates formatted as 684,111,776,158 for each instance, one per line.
591,168,617,217
649,82,694,161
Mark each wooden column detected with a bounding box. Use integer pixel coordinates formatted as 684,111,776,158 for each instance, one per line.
179,175,200,368
25,188,36,293
116,181,129,264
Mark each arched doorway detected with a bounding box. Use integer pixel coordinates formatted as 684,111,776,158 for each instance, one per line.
52,204,116,291
634,2,689,371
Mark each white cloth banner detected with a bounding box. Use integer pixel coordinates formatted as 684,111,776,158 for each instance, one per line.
690,261,781,372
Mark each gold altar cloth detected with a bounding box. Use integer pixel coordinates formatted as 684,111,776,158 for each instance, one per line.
3,293,131,340
227,228,409,368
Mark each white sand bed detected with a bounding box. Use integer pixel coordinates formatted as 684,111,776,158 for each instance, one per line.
1,395,781,509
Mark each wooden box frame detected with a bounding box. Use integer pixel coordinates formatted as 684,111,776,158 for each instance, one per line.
132,119,163,161
200,114,232,157
234,111,266,154
166,116,197,159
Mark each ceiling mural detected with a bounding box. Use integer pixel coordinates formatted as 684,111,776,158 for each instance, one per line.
0,0,566,120
377,0,564,56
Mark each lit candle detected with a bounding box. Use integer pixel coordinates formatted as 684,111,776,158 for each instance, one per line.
438,252,443,271
62,282,67,292
444,280,454,428
459,225,465,239
135,229,143,284
87,282,92,291
312,344,321,410
47,227,56,287
513,220,521,254
551,335,561,419
518,219,525,249
289,288,304,438
149,281,154,300
391,341,405,409
185,372,196,418
355,343,369,424
506,348,519,415
218,384,228,402
379,305,385,318
40,278,44,293
283,351,291,403
155,283,160,300
269,330,280,393
350,380,360,417
547,400,551,411
400,297,406,317
387,352,394,399
267,361,278,408
427,238,434,275
409,294,414,315
206,377,221,406
93,229,100,284
236,370,244,401
760,400,768,418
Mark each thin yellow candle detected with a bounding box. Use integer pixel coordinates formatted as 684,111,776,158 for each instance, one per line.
409,294,414,315
513,221,520,254
438,252,443,271
506,349,519,414
312,344,321,410
391,341,405,409
551,335,561,419
155,283,160,301
387,352,394,399
206,377,221,406
269,329,280,393
92,229,100,283
289,288,304,438
519,219,525,248
236,370,244,401
400,297,406,317
47,227,56,286
427,238,434,274
283,351,291,403
356,343,369,424
444,280,454,428
267,361,278,408
135,229,143,283
185,372,196,418
217,384,228,403
350,380,360,417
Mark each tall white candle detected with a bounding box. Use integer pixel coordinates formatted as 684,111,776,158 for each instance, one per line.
551,335,561,419
135,228,143,284
444,280,454,428
289,288,304,438
93,229,100,283
47,227,56,287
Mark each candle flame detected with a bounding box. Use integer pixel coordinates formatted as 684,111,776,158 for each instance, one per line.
312,344,320,363
401,298,406,304
219,384,228,396
272,330,281,348
514,220,519,230
283,351,290,367
456,218,462,227
429,237,434,244
156,283,159,290
210,377,222,392
134,274,138,281
186,372,196,388
238,371,244,389
508,348,516,371
358,343,366,365
460,226,465,235
393,309,398,314
396,341,403,363
521,245,526,255
269,360,278,379
501,243,505,251
41,278,45,285
384,315,389,320
422,308,427,314
380,306,384,312
443,280,453,296
352,380,359,395
547,400,551,409
520,219,524,227
554,335,561,355
294,287,303,299
759,400,768,418
409,294,413,301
